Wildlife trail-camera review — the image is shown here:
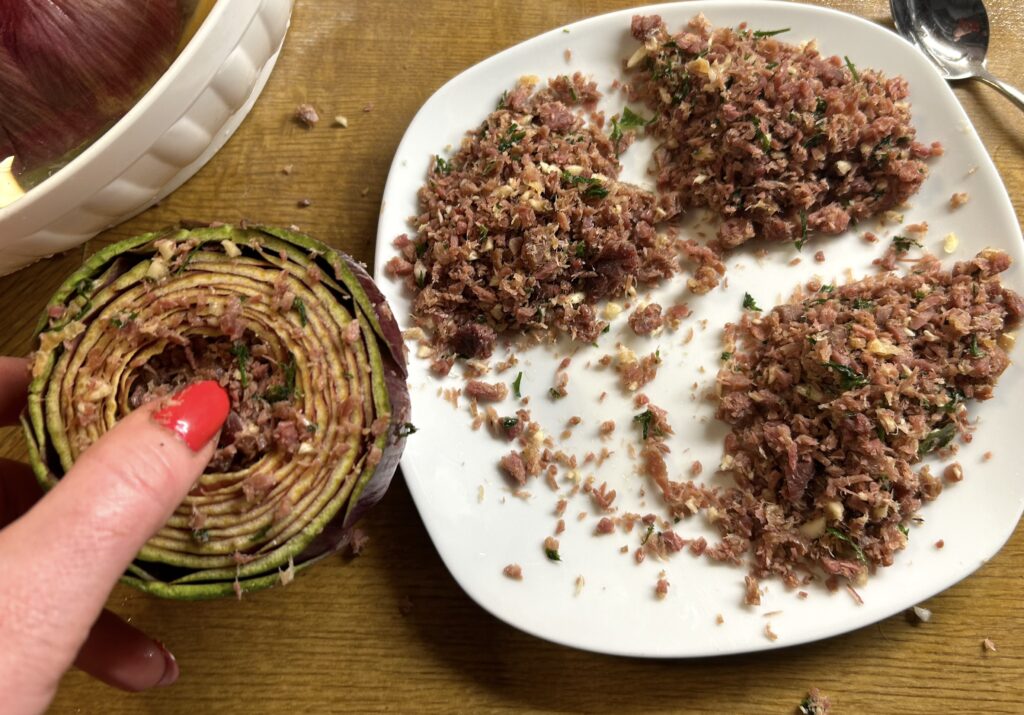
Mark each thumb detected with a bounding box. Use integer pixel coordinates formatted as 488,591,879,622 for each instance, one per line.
0,380,228,712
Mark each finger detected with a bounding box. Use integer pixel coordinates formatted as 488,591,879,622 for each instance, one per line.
0,458,43,528
74,609,178,692
0,380,228,711
0,357,30,426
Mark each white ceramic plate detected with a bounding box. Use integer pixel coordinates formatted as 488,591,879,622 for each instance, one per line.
375,1,1024,657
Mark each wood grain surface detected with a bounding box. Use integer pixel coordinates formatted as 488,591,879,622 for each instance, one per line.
1,1,1022,712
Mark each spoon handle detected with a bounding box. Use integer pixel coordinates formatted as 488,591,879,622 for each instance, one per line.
974,70,1024,113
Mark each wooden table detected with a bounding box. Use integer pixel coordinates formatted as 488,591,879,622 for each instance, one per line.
2,1,1022,712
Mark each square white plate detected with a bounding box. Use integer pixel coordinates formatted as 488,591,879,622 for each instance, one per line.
375,1,1024,657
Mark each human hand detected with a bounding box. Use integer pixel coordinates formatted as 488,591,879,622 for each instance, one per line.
0,357,230,714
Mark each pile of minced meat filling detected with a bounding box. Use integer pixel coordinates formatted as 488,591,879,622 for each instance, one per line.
387,74,680,370
625,14,941,253
703,250,1022,589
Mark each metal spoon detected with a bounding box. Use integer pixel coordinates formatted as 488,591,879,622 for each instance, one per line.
890,0,1024,111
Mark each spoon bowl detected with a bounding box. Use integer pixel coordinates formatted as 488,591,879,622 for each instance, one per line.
890,0,1024,110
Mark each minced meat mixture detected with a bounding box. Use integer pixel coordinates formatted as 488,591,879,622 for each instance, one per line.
710,250,1021,586
388,74,679,361
626,14,940,250
129,333,310,473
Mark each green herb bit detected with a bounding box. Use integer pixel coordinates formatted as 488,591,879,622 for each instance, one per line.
435,156,453,175
641,524,655,545
633,409,660,440
306,423,318,434
573,241,586,258
110,317,123,329
496,90,509,109
248,524,272,544
292,297,308,326
825,526,867,564
844,55,860,81
397,422,419,438
750,118,771,152
609,117,623,147
765,61,779,70
941,387,965,413
511,371,523,399
601,324,610,334
892,235,922,252
742,292,761,311
545,547,561,562
619,106,653,129
192,529,211,545
721,351,733,360
753,27,790,38
497,123,527,152
823,361,868,390
230,342,250,389
265,359,298,403
501,417,518,429
582,183,609,200
548,388,565,400
814,97,828,115
852,298,875,310
795,210,809,250
898,524,910,537
415,241,428,257
918,422,957,456
969,334,986,358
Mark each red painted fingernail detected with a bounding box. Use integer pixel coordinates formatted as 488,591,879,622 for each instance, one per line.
152,381,230,452
155,641,180,688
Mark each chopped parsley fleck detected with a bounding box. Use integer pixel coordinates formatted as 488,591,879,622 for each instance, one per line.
435,156,453,174
264,359,298,403
511,371,523,399
918,422,956,456
898,524,910,537
573,241,586,258
561,171,608,199
545,547,561,561
548,388,565,400
501,417,518,429
852,298,875,310
192,529,210,544
825,526,867,564
397,422,418,437
765,61,779,70
814,97,828,115
601,324,610,334
306,423,318,434
496,90,508,109
823,361,868,390
969,334,986,358
753,27,790,38
477,224,488,240
497,123,527,152
750,117,771,152
795,210,809,250
292,297,308,326
892,235,922,252
620,106,653,129
721,351,733,360
819,284,834,293
941,387,965,413
844,55,860,81
742,293,761,311
230,342,250,388
641,524,655,545
633,409,662,440
415,241,428,257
